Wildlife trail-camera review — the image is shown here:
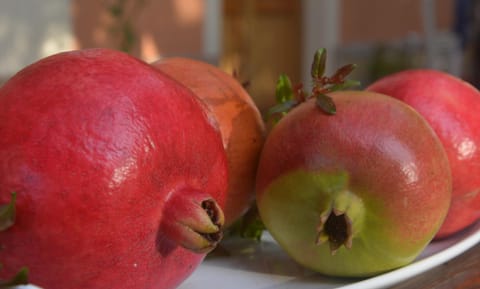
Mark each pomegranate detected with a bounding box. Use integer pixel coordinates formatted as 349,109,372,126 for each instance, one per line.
367,69,480,238
151,57,265,226
0,49,228,289
255,50,451,276
256,91,451,276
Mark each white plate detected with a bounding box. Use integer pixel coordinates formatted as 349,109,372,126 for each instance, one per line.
178,220,480,289
14,220,480,289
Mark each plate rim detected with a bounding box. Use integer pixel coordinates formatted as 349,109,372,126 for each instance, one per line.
336,220,480,289
179,220,480,289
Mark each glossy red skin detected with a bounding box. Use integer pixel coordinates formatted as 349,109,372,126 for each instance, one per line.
152,57,265,226
256,92,451,256
367,69,480,238
0,49,228,289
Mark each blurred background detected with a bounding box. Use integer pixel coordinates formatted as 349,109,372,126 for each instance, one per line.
0,0,479,113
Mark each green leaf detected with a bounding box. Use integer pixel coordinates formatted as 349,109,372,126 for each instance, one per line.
311,48,327,79
0,267,29,287
275,74,294,103
328,79,361,92
224,205,265,241
315,94,336,115
267,99,298,116
332,64,357,81
0,192,16,231
239,217,265,241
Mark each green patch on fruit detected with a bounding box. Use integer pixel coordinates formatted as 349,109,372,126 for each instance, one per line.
258,169,420,277
260,170,365,254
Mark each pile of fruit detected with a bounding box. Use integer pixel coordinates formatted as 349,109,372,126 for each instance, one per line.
0,48,478,289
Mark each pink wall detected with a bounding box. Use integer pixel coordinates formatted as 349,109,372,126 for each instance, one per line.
72,0,205,61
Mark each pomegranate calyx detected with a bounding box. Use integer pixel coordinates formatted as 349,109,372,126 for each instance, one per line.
232,69,251,89
314,174,364,256
161,189,225,254
316,209,353,255
0,192,17,231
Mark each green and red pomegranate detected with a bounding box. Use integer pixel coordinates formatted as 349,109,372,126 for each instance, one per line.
256,91,452,276
255,50,453,276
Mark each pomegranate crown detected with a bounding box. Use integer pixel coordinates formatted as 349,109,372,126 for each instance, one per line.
267,48,360,122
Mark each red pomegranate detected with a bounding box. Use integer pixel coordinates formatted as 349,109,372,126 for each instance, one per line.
0,49,228,289
152,57,265,226
367,69,480,238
